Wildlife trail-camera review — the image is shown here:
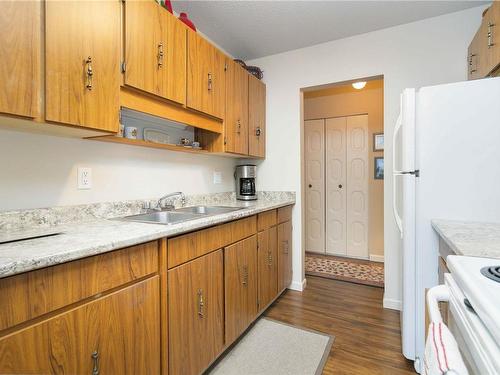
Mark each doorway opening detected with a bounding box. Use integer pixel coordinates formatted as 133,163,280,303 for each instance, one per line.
301,77,384,288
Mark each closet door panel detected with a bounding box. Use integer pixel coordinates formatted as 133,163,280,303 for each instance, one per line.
346,115,369,258
304,119,325,253
326,117,347,255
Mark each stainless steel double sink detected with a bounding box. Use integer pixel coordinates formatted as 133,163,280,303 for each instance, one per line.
121,206,243,225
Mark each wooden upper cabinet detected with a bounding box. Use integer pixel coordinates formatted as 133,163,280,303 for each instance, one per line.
258,227,278,312
278,220,293,292
0,277,160,375
248,75,266,158
123,0,186,104
45,0,120,132
187,30,226,120
468,3,500,79
225,59,249,155
224,235,258,345
0,1,40,119
168,250,224,375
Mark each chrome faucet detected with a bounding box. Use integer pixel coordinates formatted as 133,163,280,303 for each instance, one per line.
147,192,186,211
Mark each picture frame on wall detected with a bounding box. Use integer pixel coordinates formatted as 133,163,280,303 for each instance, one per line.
373,133,384,151
374,157,384,180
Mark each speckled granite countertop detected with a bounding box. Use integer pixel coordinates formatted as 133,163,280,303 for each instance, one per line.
432,219,500,259
0,192,295,278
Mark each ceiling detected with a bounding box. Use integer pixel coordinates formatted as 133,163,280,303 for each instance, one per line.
173,1,488,60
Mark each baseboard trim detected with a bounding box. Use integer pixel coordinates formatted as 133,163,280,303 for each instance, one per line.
289,278,307,292
383,297,402,311
369,254,384,263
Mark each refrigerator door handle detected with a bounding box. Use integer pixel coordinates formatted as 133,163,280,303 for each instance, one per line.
392,109,403,174
392,108,404,238
393,174,404,238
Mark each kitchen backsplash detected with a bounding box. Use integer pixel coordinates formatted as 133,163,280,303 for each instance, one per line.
0,191,295,232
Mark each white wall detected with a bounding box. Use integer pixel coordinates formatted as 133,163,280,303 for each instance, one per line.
248,6,486,305
0,129,236,211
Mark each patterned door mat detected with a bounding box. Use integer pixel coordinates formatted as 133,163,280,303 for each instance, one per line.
305,252,384,288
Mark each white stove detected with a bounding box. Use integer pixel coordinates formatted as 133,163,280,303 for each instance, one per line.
445,255,500,374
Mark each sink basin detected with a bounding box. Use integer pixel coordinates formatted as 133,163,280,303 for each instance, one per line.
122,211,203,225
175,206,243,215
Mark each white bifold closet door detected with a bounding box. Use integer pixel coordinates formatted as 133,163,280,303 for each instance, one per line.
306,115,369,258
344,115,369,258
304,119,325,253
325,117,347,255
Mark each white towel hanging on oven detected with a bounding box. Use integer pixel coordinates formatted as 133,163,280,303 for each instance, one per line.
424,285,469,375
423,322,469,375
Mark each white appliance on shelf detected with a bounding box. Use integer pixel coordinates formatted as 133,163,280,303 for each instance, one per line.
427,256,500,374
392,77,500,372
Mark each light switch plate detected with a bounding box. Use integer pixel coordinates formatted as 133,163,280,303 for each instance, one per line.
77,167,92,190
213,171,222,184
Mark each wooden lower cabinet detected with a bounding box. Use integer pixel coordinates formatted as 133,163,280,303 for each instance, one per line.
257,227,278,312
0,277,160,375
278,221,293,292
168,250,224,375
224,235,258,344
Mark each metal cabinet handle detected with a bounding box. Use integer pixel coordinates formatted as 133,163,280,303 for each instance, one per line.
197,288,204,318
488,22,495,48
237,119,241,134
157,42,164,67
85,57,93,90
242,265,248,286
267,250,272,266
208,73,212,91
255,127,262,137
283,240,289,255
468,53,477,74
91,350,99,375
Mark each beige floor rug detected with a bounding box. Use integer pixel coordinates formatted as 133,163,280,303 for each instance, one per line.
207,318,334,375
305,252,384,288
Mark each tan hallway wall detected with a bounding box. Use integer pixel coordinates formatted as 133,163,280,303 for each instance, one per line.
304,80,384,258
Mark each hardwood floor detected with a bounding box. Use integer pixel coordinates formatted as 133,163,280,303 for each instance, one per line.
265,276,415,375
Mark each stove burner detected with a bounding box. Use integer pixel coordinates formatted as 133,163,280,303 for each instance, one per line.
480,266,500,283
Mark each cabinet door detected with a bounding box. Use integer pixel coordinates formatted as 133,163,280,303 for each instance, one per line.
258,227,278,312
124,1,186,104
0,1,40,118
468,27,482,80
225,235,258,344
45,0,120,132
486,1,500,75
248,75,266,157
168,250,224,375
225,60,249,154
0,277,160,375
278,221,293,292
187,30,226,119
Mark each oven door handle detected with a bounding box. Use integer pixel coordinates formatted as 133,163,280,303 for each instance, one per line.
427,285,450,323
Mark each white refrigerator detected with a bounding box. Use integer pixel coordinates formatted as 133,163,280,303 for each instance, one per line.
393,77,500,372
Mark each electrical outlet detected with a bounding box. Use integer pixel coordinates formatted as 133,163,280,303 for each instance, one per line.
213,171,222,184
77,167,92,190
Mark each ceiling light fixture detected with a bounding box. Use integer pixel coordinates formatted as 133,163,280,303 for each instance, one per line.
352,81,367,90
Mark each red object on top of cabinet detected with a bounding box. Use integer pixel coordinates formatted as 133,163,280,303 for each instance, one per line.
179,12,196,31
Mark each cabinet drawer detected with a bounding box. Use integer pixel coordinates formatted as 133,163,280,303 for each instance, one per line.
257,210,277,231
168,216,257,268
0,241,158,332
168,225,230,268
230,215,257,243
277,206,293,224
